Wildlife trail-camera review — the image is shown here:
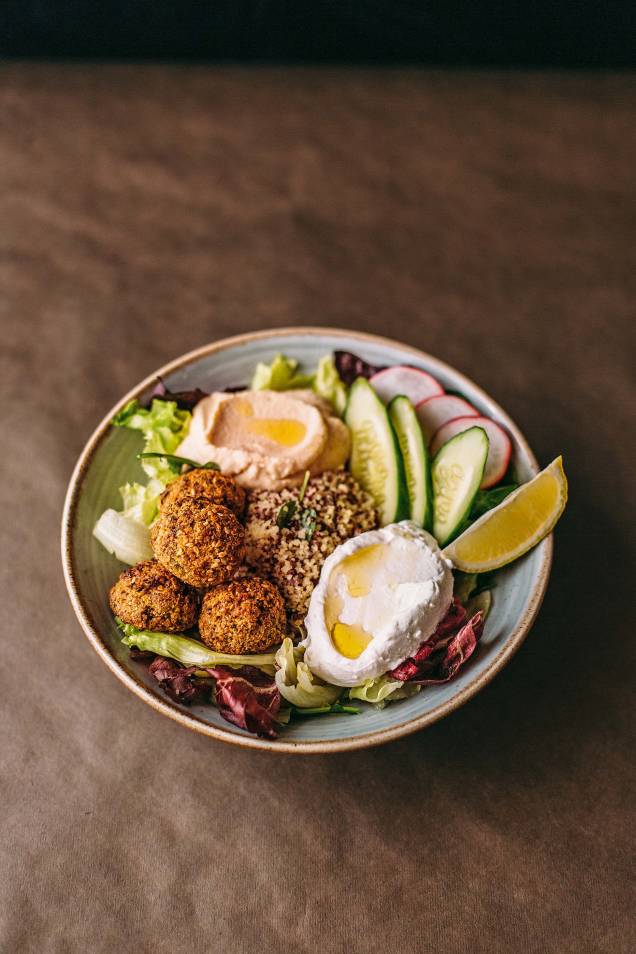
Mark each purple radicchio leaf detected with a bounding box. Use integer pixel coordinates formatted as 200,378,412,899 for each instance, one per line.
203,666,282,740
433,598,467,637
333,350,385,386
137,654,281,739
146,377,209,411
388,600,483,685
148,657,209,704
413,612,484,685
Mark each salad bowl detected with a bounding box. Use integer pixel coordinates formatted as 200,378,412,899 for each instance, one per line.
61,328,552,753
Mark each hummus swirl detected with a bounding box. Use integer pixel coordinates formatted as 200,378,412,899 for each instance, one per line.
176,389,350,489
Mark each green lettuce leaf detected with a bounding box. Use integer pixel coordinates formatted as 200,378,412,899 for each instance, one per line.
120,623,278,671
470,571,497,596
313,354,348,416
453,483,519,539
93,510,153,565
274,638,341,708
291,702,360,717
251,354,314,391
119,478,166,526
113,398,192,485
453,571,478,605
349,675,421,709
104,398,194,532
464,589,492,620
251,352,349,416
95,399,193,558
470,484,518,521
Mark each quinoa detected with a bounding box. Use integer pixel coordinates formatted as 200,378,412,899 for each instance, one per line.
243,469,378,619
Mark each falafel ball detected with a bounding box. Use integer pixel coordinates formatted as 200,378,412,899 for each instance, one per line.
160,468,246,519
109,559,198,633
199,577,286,654
151,498,245,587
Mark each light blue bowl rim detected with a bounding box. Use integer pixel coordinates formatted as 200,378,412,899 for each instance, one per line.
61,327,553,755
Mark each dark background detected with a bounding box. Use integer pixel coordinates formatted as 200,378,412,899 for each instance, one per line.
1,0,634,65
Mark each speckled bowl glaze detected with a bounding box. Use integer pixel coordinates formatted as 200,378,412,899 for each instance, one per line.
61,328,552,753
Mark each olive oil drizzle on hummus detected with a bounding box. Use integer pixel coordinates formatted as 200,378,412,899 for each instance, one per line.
235,397,307,447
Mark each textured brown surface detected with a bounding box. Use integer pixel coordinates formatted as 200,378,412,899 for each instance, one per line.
1,65,635,953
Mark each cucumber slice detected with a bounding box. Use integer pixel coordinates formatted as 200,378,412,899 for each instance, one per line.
345,378,409,525
431,426,489,546
388,395,432,530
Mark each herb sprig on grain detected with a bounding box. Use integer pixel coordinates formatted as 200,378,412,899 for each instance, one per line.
276,471,317,539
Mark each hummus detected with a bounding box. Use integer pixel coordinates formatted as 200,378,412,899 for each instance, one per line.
176,390,350,489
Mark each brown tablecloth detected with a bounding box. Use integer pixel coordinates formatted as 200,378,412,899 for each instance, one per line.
2,65,634,953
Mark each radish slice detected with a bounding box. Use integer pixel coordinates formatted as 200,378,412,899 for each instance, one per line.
430,415,512,489
369,366,444,405
415,395,478,444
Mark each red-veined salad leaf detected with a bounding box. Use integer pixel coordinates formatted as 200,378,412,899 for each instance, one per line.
388,600,484,685
148,657,209,704
434,597,467,636
333,350,385,386
148,377,209,411
388,600,462,681
144,655,282,738
205,666,281,739
430,613,484,683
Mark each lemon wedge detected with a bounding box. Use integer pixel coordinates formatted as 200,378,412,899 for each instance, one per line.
442,457,568,572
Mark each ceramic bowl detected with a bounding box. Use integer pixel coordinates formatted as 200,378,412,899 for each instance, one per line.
61,328,552,753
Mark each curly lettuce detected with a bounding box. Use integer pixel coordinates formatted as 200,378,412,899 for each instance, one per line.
313,355,347,416
348,675,421,709
251,352,348,416
274,638,341,708
113,398,191,487
117,479,166,526
250,354,314,392
94,398,193,563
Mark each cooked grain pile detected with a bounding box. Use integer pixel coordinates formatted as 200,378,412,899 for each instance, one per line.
244,469,378,618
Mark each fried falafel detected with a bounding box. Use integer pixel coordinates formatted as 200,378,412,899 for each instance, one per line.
109,559,198,632
151,498,245,587
199,577,286,653
159,468,246,519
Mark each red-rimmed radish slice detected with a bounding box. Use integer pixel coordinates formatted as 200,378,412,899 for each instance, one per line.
431,415,511,489
415,395,478,444
369,365,444,405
